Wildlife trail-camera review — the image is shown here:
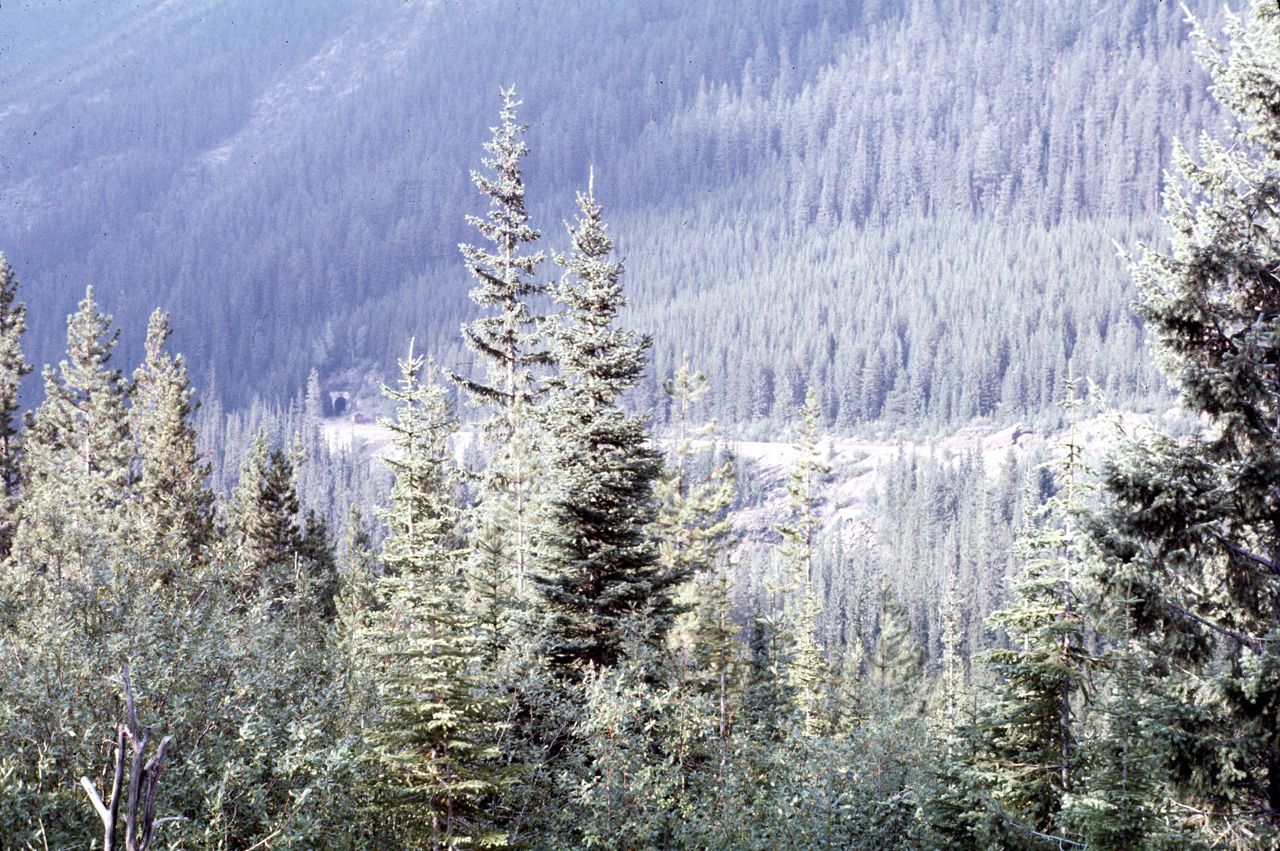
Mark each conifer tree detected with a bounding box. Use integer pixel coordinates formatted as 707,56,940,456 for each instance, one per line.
1066,608,1170,851
452,87,549,596
872,578,924,710
653,358,736,588
15,286,133,577
530,177,670,675
0,254,31,560
1088,2,1280,840
130,309,214,566
654,359,741,774
336,504,380,635
364,348,510,851
775,387,833,733
970,405,1092,840
224,429,336,609
687,563,742,802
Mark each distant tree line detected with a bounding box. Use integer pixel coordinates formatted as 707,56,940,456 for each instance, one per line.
3,0,1222,434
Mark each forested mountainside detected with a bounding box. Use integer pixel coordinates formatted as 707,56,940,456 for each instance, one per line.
8,1,1280,849
0,0,1221,427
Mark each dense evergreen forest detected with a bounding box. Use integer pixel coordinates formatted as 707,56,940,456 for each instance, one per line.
0,0,1223,427
7,0,1280,850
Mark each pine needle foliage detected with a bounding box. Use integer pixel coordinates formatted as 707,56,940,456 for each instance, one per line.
15,286,133,579
130,309,214,568
364,349,511,851
1087,2,1280,841
530,178,671,675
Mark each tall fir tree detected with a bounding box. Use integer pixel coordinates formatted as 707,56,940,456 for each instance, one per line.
224,428,335,611
0,254,31,560
1087,3,1280,842
775,387,833,734
14,286,133,579
653,358,736,590
130,309,214,567
363,348,510,851
452,87,549,599
1066,602,1173,851
530,176,671,675
967,396,1093,841
872,578,924,712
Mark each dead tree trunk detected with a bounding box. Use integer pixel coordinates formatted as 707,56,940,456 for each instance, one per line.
80,662,181,851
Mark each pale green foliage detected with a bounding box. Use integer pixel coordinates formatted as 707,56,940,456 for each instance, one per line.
654,358,736,589
14,286,134,581
130,309,214,567
776,388,830,596
775,388,833,734
362,351,512,851
654,357,737,661
454,87,548,420
0,543,367,850
872,577,924,712
453,86,549,604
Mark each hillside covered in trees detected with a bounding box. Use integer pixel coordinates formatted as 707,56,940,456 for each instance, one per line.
0,0,1225,427
6,0,1280,850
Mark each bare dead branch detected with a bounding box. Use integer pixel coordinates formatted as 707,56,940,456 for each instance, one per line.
80,664,181,851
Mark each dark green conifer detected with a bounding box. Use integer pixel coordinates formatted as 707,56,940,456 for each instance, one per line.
1066,610,1170,851
530,177,670,675
225,429,336,609
971,418,1092,840
1087,2,1280,841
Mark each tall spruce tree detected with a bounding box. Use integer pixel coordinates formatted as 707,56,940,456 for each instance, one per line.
14,286,133,578
130,309,214,566
452,87,549,598
530,177,671,675
363,348,510,851
1066,604,1172,851
775,388,833,734
872,578,924,711
968,405,1093,841
0,254,31,560
653,358,736,589
224,429,336,611
1087,2,1280,842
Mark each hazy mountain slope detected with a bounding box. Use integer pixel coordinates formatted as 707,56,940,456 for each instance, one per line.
0,0,1227,428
